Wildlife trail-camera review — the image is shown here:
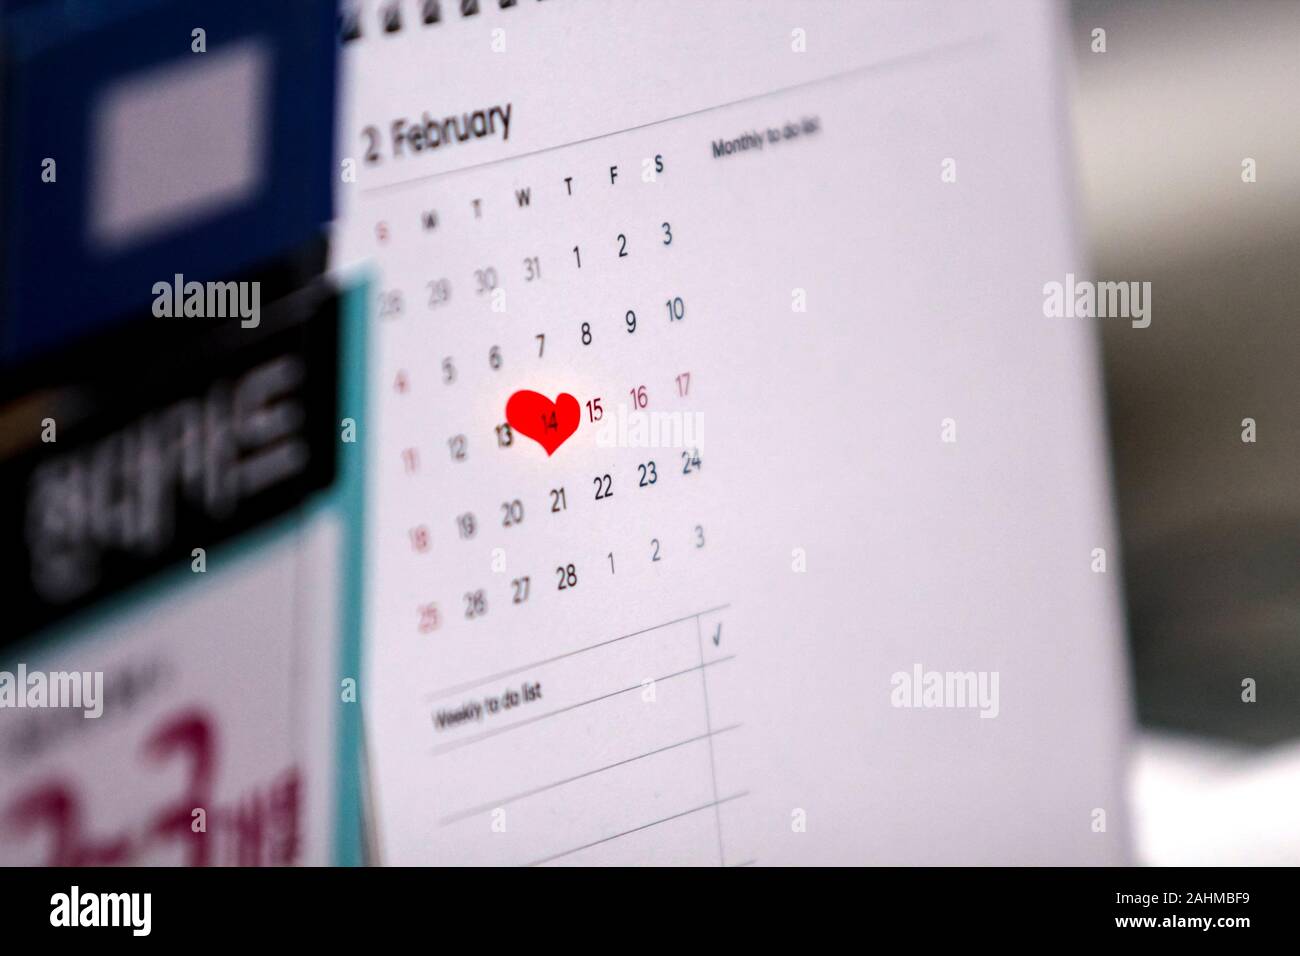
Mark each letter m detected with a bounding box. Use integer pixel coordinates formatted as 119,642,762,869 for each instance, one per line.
1097,281,1129,318
207,281,239,318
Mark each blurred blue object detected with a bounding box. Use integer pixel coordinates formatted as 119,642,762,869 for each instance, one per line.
0,0,337,364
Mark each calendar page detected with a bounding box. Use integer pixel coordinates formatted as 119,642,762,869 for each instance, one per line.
334,0,1132,865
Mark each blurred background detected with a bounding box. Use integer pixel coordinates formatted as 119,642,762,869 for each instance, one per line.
1069,0,1300,864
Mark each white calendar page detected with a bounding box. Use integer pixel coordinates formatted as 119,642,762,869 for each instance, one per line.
334,0,1132,865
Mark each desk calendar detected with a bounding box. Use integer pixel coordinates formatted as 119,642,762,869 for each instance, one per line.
334,0,1132,865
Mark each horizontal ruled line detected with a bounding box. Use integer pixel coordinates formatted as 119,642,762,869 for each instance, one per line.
439,723,742,824
527,791,751,867
425,603,731,701
430,655,735,756
360,34,992,195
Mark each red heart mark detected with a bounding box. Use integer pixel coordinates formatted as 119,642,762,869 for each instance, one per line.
505,390,580,456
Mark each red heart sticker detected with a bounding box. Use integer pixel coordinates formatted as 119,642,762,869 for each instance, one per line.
505,390,580,456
